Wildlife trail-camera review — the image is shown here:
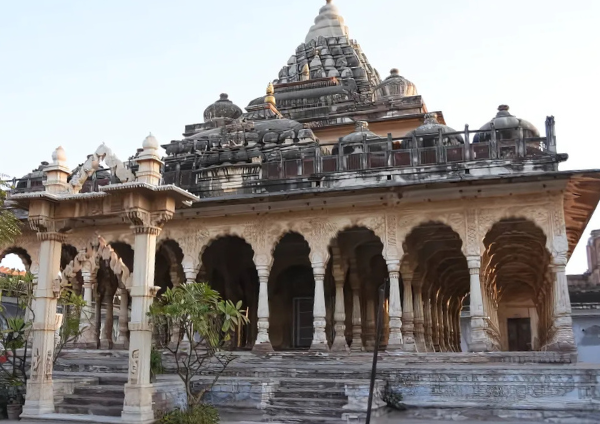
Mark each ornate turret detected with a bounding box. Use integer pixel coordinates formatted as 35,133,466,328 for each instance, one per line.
375,68,418,100
474,105,540,143
203,93,243,122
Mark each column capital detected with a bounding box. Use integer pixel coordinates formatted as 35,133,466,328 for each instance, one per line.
386,260,400,273
122,209,173,234
467,255,481,270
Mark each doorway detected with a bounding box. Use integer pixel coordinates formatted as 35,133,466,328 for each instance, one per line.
507,317,532,351
293,297,313,349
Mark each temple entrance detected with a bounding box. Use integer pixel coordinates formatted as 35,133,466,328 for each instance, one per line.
293,297,314,348
508,318,532,351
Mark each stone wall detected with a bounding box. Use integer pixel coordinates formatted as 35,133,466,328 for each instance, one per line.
572,314,600,363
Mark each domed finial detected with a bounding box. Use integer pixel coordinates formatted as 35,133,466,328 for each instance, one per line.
390,68,399,76
219,93,229,100
52,146,67,165
498,105,510,112
326,0,332,3
143,132,159,150
264,82,276,106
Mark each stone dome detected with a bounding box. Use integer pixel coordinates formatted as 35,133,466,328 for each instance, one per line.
474,105,540,143
375,69,418,99
406,113,464,146
340,121,382,144
305,0,349,44
203,93,243,122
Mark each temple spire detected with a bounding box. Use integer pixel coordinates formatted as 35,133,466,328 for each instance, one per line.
305,0,349,43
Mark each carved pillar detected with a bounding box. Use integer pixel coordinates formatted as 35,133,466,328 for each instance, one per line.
181,263,199,349
467,256,490,352
121,222,162,423
169,266,181,346
253,263,273,352
331,248,348,352
100,291,115,350
117,288,130,348
413,283,426,352
544,258,577,355
430,290,440,352
311,260,328,351
442,298,452,352
386,260,403,350
437,291,448,352
23,230,65,416
402,271,415,352
364,295,376,350
423,292,434,352
78,271,97,347
349,258,364,352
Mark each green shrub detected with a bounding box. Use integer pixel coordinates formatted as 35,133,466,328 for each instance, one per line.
159,404,220,424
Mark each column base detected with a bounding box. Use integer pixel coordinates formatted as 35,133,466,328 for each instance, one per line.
100,339,113,350
122,383,154,424
350,338,365,352
403,341,416,352
331,336,349,352
21,401,55,418
310,341,329,352
252,341,274,353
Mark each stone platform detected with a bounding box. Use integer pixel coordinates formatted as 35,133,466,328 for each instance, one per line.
48,349,600,423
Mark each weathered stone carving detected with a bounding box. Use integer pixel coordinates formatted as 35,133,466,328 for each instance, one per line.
69,144,135,194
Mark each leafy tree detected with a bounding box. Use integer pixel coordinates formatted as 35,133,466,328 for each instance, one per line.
149,282,248,408
0,272,86,404
0,176,21,246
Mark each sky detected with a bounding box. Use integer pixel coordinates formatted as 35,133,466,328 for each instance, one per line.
1,0,599,273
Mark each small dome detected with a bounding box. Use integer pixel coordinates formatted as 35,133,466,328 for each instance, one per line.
406,113,464,146
203,93,243,122
375,69,417,99
340,121,382,144
143,133,159,150
474,105,540,143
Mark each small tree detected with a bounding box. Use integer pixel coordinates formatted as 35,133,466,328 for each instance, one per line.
0,175,21,246
0,272,86,405
149,282,248,408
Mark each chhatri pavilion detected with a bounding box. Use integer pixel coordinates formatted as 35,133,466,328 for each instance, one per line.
3,1,600,422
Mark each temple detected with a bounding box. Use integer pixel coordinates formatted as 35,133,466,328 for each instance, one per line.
4,1,600,422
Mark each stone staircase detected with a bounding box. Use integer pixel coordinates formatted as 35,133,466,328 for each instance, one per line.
56,374,126,417
265,378,382,423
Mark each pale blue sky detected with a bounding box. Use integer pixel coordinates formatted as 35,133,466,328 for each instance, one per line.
1,0,599,273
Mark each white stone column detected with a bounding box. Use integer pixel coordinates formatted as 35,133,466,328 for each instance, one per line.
100,292,114,350
467,256,490,352
413,284,426,352
430,292,440,352
544,261,577,354
169,266,181,346
117,288,130,348
311,261,328,351
22,232,63,417
402,272,415,352
423,294,433,352
122,226,160,424
253,264,273,352
364,295,376,350
386,260,403,350
437,298,447,352
180,264,198,349
331,260,349,351
78,271,97,347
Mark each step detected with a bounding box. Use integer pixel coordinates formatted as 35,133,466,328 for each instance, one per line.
73,384,125,398
265,404,347,418
263,414,345,423
278,379,357,390
270,397,347,408
56,404,123,417
274,388,347,400
98,375,128,385
62,395,124,408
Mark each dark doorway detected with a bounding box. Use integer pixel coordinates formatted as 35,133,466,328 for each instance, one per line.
507,318,532,351
293,297,314,349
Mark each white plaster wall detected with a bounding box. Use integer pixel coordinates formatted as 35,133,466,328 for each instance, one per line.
572,314,600,363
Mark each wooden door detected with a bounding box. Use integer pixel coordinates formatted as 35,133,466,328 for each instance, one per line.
507,318,532,351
